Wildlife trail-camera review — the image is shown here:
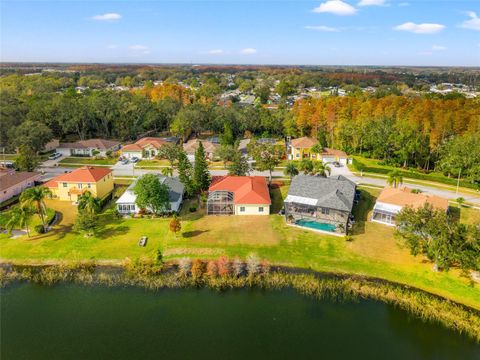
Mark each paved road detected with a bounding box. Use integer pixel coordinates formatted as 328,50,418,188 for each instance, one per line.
38,162,480,205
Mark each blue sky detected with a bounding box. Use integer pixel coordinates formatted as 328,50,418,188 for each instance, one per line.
1,0,479,66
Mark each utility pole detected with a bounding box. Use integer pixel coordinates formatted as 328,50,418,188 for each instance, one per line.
456,168,461,195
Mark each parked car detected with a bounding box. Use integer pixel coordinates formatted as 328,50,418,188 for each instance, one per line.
48,153,62,160
332,161,342,168
121,159,130,165
130,157,139,163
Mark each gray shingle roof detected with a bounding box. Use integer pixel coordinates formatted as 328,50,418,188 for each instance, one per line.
161,176,185,203
286,175,356,212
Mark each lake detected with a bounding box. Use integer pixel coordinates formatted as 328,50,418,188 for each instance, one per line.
1,284,479,359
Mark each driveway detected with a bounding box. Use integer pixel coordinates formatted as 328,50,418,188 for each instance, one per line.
40,154,67,167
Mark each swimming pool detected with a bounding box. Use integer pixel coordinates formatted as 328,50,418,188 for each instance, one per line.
295,219,336,232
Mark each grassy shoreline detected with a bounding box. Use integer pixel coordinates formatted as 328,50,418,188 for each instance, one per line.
1,262,479,342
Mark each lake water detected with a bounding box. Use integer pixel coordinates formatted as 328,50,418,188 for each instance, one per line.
1,284,479,359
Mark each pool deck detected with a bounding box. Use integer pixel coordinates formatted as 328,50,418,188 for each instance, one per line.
286,223,345,237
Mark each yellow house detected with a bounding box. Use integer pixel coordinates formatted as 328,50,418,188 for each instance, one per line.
45,166,114,202
289,137,349,165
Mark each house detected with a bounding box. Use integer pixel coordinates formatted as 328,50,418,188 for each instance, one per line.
371,187,449,226
288,137,350,165
56,139,121,157
120,137,171,159
284,175,356,234
116,175,184,215
0,168,41,204
207,176,271,215
45,166,114,202
183,139,219,161
42,139,60,153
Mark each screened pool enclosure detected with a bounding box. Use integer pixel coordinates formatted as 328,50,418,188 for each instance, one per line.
207,191,234,215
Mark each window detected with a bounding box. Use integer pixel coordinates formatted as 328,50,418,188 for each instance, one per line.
321,208,330,215
258,207,264,212
78,183,82,189
87,183,91,188
296,153,300,158
240,206,245,212
63,183,67,188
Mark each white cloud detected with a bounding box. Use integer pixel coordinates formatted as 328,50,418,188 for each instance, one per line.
358,0,385,7
107,44,118,49
240,48,257,54
304,25,340,32
460,11,480,31
394,22,445,34
207,49,224,54
129,45,150,54
313,1,357,16
91,13,122,21
431,45,447,51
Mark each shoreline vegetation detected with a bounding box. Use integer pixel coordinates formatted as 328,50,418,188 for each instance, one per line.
1,260,479,342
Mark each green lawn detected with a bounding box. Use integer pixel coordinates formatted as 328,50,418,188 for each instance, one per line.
1,187,480,310
59,157,118,166
136,159,171,168
350,156,479,191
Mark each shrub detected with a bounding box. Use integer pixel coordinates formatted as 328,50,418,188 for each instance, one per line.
191,259,205,280
177,258,192,276
232,257,244,277
217,256,231,277
344,235,354,242
189,206,197,212
261,259,271,274
34,224,45,234
246,254,261,276
206,260,218,277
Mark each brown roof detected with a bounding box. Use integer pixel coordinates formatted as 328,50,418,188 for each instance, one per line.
291,137,317,148
209,176,271,205
321,148,347,157
45,166,112,188
183,139,219,154
377,187,449,211
122,137,168,152
0,171,41,192
58,139,120,150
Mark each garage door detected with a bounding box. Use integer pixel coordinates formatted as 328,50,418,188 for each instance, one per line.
339,158,348,165
322,157,335,163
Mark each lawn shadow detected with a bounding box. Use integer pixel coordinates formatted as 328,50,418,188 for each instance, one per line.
270,185,285,214
182,230,209,238
97,225,130,238
351,190,376,235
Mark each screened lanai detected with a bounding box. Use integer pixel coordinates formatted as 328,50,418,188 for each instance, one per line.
207,190,234,215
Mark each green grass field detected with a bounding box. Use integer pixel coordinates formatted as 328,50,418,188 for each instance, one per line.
58,157,118,166
1,186,479,310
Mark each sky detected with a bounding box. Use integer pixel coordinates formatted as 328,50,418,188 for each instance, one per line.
0,0,479,66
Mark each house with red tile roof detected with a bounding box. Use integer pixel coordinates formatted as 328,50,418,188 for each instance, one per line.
206,176,271,215
121,137,170,159
45,166,113,202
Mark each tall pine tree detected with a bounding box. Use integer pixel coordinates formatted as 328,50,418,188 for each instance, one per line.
193,141,211,192
177,149,195,197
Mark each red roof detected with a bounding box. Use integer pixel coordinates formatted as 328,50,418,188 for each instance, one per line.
45,166,112,188
209,176,271,205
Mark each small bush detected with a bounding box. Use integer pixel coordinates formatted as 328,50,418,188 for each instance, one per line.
34,224,45,234
189,206,197,212
344,235,354,242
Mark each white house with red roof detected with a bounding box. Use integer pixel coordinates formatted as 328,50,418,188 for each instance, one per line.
206,176,271,215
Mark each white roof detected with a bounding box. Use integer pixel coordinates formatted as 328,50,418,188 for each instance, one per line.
116,187,136,204
373,201,402,214
284,195,318,206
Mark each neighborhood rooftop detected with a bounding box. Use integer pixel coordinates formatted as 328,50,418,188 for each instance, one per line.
209,176,271,205
45,166,112,187
58,138,120,150
285,175,356,212
377,187,449,211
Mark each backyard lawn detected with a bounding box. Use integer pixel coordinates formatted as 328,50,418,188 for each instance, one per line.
1,187,480,310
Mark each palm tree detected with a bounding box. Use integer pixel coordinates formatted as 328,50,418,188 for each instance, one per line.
299,159,314,175
310,143,324,157
313,162,331,177
78,191,101,214
6,204,34,237
20,186,52,232
387,169,403,188
284,162,299,179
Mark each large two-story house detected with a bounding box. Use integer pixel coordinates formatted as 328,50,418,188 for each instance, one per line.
45,166,114,202
288,137,349,165
284,175,356,234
